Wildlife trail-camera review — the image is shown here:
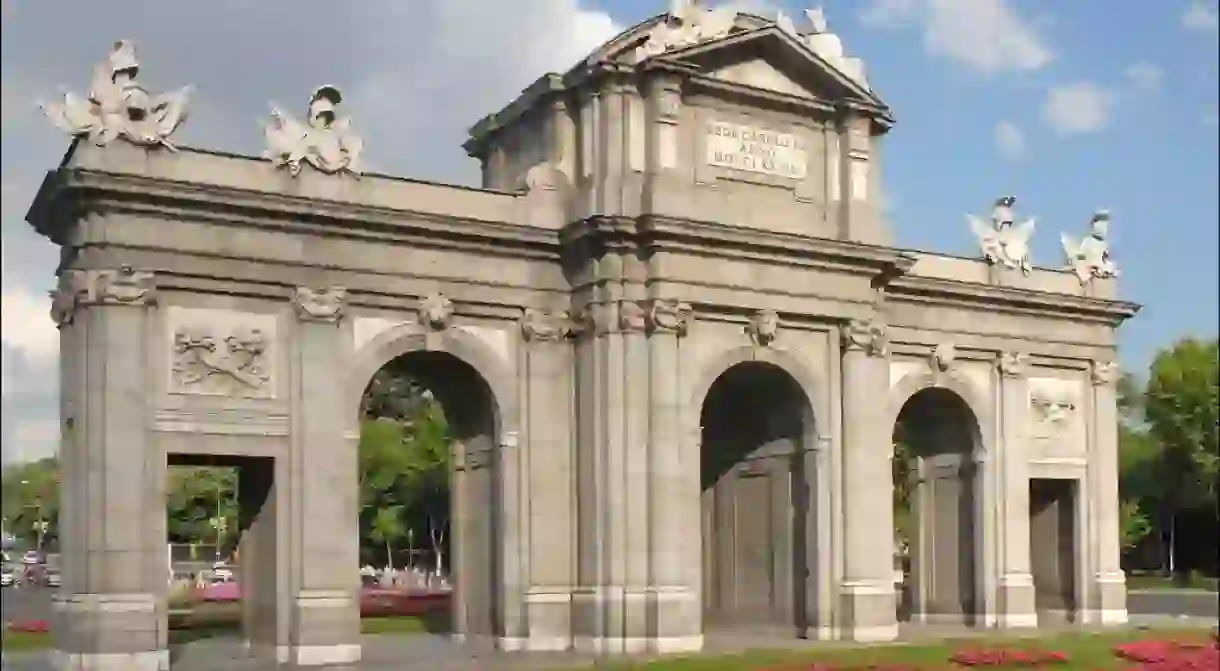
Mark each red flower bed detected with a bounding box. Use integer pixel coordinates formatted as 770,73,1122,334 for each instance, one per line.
1115,639,1220,671
6,619,51,634
950,648,1069,667
359,589,450,618
776,665,923,671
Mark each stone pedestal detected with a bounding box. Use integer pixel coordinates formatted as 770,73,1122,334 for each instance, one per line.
288,288,361,668
837,321,897,642
53,268,169,671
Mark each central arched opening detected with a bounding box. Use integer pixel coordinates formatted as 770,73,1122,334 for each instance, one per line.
892,386,980,625
700,361,814,634
357,349,499,637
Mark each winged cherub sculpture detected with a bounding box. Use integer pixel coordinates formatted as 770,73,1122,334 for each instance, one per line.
1061,210,1119,284
41,40,190,150
264,86,364,177
968,196,1035,275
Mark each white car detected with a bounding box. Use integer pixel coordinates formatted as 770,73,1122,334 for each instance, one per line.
1,569,14,587
210,562,234,583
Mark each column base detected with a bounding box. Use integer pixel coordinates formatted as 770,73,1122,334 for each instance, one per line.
1094,572,1128,626
287,644,361,667
52,650,169,671
53,593,166,671
839,581,898,642
569,585,704,655
289,590,362,666
997,573,1038,629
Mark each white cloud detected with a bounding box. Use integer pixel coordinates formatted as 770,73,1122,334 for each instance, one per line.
1124,62,1164,90
1182,2,1219,32
1042,82,1114,135
994,120,1027,159
0,0,622,464
858,0,1053,75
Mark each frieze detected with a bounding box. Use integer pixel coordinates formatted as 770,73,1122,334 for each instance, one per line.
842,318,888,357
172,326,272,397
745,309,779,347
292,286,347,322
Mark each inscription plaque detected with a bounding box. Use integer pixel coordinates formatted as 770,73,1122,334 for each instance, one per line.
705,120,807,180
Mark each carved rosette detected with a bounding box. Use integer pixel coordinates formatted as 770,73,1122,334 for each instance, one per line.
745,309,779,347
998,351,1029,379
85,266,157,306
519,308,571,342
619,300,647,334
841,318,888,357
1090,360,1119,387
417,292,454,331
292,286,347,323
929,342,958,373
646,299,692,336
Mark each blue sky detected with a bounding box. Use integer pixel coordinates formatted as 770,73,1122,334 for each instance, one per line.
0,0,1216,462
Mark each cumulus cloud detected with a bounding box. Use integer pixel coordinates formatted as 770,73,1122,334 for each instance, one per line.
858,0,1053,75
0,0,622,463
1041,82,1114,135
1124,62,1164,90
1182,1,1219,32
994,120,1027,159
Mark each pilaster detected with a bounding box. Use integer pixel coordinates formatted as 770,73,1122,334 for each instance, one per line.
1088,361,1127,625
837,318,897,642
996,352,1037,628
288,286,361,668
645,299,702,653
52,266,169,671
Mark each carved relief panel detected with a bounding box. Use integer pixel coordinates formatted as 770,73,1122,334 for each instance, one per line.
164,307,279,399
1026,376,1084,453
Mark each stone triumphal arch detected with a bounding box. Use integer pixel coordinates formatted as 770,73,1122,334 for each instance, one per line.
29,5,1138,669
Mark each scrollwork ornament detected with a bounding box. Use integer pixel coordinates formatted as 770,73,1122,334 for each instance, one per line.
998,351,1029,379
292,286,347,323
745,309,779,347
417,292,454,331
93,265,156,306
619,300,647,333
520,308,570,342
842,318,888,357
1090,360,1119,387
646,299,692,336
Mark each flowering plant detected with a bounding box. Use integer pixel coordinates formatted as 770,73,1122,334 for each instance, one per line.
949,647,1069,667
6,619,51,634
1114,638,1219,671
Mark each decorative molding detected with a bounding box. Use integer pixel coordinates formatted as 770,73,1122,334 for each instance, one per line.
1028,379,1077,427
998,351,1029,379
292,286,347,322
619,300,647,334
417,292,454,331
841,318,887,357
646,299,692,336
519,308,571,342
1090,360,1119,387
929,342,957,373
745,309,779,346
79,266,156,306
172,326,272,396
264,86,363,177
40,40,190,150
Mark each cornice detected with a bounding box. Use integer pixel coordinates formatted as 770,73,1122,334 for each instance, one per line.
888,274,1141,325
28,167,561,261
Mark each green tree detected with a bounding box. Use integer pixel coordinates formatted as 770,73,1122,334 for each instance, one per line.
164,467,237,551
1144,337,1219,511
369,505,405,568
1,457,59,551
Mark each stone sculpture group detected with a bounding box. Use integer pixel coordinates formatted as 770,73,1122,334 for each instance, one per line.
968,196,1119,286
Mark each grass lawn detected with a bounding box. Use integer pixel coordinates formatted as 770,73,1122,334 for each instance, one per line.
578,628,1217,670
1126,574,1219,591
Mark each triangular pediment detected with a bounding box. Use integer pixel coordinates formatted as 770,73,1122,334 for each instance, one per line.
661,26,888,112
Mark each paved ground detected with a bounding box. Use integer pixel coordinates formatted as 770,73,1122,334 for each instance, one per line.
3,588,1217,670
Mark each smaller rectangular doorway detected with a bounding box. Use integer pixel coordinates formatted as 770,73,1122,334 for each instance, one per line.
1029,478,1077,624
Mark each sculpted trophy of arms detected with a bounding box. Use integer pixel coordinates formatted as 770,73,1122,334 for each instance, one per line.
968,196,1035,275
264,86,364,177
1061,210,1119,284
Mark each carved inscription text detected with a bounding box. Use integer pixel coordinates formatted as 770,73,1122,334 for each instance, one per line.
705,121,807,180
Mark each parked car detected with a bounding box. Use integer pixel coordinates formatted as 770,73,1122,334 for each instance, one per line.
44,568,61,588
210,562,234,583
1,567,14,587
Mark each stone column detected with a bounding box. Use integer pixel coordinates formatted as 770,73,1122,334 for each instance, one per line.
621,300,651,651
518,308,575,651
996,352,1037,627
645,300,701,653
838,318,898,642
238,456,285,664
52,267,169,671
287,287,361,668
1088,361,1127,625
